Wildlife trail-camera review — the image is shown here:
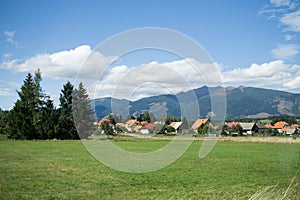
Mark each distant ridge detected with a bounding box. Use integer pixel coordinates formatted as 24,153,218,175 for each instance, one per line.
92,86,300,119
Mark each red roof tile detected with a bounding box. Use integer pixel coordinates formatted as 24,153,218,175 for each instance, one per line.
191,119,210,130
273,121,288,129
227,122,240,128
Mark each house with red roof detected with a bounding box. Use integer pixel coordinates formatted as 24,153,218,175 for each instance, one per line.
273,121,288,133
140,121,157,134
227,122,240,128
191,119,212,132
97,118,110,125
264,124,273,129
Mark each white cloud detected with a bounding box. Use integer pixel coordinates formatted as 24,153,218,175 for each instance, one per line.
280,10,300,32
90,59,300,100
2,53,12,61
1,44,299,102
283,75,300,89
92,58,223,100
271,44,299,59
284,34,295,41
270,0,290,7
0,45,116,80
4,30,22,48
0,88,15,97
222,60,300,91
4,31,15,43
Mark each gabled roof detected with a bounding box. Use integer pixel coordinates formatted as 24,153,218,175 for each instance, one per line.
291,124,299,129
273,121,288,129
170,122,183,130
265,124,273,128
141,121,156,129
239,122,256,130
126,119,140,127
116,122,125,127
227,122,240,128
191,119,210,130
256,123,266,129
97,118,110,125
141,121,150,126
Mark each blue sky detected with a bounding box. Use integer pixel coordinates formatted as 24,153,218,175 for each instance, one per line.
1,0,300,110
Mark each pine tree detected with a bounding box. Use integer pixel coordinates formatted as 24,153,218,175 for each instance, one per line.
73,82,95,139
57,81,78,139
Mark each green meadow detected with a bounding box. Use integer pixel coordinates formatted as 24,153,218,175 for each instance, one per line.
0,139,299,199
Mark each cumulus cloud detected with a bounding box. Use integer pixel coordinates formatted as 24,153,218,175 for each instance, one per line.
90,59,300,100
0,45,116,80
280,10,300,32
0,44,222,100
222,60,300,91
92,58,223,100
1,44,299,102
283,75,300,89
271,44,299,59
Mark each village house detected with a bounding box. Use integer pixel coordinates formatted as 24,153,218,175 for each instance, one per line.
125,119,142,133
273,121,288,133
191,119,212,132
140,121,156,134
97,118,110,125
226,121,240,128
115,122,125,128
239,122,259,135
264,124,273,129
281,124,299,135
282,127,295,135
169,121,184,133
291,124,299,130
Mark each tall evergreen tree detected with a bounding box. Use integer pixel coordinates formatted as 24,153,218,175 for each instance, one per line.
0,109,9,135
73,82,95,139
8,70,56,139
33,70,56,139
8,73,38,139
57,81,78,139
40,99,57,139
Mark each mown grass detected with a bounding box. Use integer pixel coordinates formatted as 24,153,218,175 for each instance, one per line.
0,138,299,199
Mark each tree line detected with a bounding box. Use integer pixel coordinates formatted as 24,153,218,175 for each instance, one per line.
0,69,95,140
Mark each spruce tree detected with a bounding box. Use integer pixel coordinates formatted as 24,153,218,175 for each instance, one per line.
8,70,57,139
0,109,9,135
33,69,56,139
57,81,78,139
40,99,57,139
8,73,37,139
73,82,95,139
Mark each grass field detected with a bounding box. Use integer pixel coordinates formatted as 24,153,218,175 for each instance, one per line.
0,138,299,199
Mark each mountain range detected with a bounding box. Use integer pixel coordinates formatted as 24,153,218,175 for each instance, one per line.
93,86,300,120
